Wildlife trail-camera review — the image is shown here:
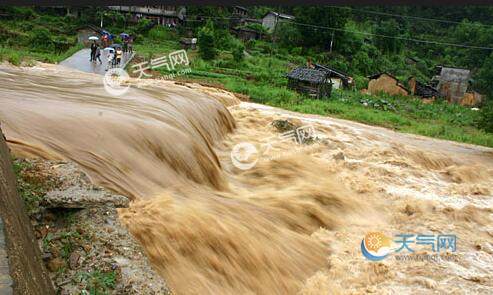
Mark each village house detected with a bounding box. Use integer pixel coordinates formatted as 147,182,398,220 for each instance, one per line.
231,27,262,41
314,64,353,90
108,6,186,26
229,6,262,29
232,6,249,17
430,66,471,103
262,11,295,32
429,66,483,106
287,67,333,99
367,73,409,96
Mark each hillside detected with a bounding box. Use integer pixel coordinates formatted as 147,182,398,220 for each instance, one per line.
1,6,492,146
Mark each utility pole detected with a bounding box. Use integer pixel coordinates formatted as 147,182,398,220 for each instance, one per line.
329,30,335,53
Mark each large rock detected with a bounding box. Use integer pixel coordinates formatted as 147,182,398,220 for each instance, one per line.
42,187,129,209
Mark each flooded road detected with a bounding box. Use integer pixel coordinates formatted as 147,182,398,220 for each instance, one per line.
1,64,492,294
59,48,133,75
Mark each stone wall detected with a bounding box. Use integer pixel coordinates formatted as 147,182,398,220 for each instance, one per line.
0,217,13,294
0,128,54,295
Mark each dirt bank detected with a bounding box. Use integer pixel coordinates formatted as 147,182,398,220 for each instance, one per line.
13,157,169,294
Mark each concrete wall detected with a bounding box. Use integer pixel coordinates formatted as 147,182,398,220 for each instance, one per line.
0,128,54,295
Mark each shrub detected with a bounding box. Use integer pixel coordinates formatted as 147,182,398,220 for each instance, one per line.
198,20,217,60
30,28,54,52
477,101,493,133
232,40,245,63
147,26,174,42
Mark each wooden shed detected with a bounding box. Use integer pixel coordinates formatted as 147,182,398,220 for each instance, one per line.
367,72,409,96
179,37,197,50
314,64,353,89
287,67,333,99
408,77,441,99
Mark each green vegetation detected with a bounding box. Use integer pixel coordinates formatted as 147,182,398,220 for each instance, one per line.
0,7,86,64
76,270,117,295
198,20,217,60
1,6,492,147
132,22,493,147
12,159,58,215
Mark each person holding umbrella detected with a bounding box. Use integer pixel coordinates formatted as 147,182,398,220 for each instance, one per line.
89,38,98,62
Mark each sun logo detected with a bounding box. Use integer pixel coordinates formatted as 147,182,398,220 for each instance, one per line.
361,232,392,261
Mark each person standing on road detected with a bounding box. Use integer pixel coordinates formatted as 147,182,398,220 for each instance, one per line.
123,39,128,54
128,36,133,54
95,45,102,64
90,41,97,62
115,47,123,66
106,49,114,71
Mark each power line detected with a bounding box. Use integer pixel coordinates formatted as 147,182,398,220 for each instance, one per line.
328,6,493,29
280,20,493,50
183,15,493,50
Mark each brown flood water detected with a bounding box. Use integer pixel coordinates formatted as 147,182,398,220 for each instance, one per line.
1,64,493,294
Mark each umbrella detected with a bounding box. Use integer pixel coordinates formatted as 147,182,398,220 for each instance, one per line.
103,47,115,52
88,36,99,41
120,33,129,38
110,43,122,48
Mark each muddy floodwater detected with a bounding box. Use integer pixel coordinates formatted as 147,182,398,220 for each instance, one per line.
1,64,493,294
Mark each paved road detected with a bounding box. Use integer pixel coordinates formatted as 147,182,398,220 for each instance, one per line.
59,48,134,75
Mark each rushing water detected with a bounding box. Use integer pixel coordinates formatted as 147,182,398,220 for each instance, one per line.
1,64,493,294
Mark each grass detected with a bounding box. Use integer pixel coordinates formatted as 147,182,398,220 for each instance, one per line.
12,159,58,215
0,43,84,65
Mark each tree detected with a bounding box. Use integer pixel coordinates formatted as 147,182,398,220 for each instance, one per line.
375,19,405,54
276,22,302,49
477,53,493,101
198,20,217,60
30,28,54,52
292,6,351,50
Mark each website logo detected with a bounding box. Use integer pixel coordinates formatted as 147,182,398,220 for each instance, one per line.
361,232,458,262
360,232,392,261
